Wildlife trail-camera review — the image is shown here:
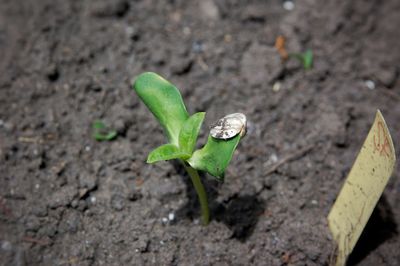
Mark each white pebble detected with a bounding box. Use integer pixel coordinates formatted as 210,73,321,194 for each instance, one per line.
270,153,279,163
0,119,4,126
90,196,96,204
365,80,375,90
311,200,318,205
168,212,175,221
272,82,281,92
1,241,12,251
85,146,91,152
283,1,295,11
35,184,40,190
161,217,168,224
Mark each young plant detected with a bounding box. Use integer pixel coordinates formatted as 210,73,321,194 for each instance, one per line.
92,120,118,141
133,72,246,225
290,49,313,70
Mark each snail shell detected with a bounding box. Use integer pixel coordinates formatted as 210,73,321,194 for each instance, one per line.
210,113,247,140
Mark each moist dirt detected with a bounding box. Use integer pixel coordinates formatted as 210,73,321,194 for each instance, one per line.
1,0,400,265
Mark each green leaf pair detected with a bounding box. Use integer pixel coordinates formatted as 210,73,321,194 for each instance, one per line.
133,72,243,180
92,120,118,141
147,112,205,163
290,49,313,70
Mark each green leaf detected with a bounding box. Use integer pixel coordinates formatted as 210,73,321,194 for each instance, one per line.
303,49,313,70
147,144,191,163
289,49,313,70
92,120,117,141
133,72,189,146
179,112,205,155
187,134,241,181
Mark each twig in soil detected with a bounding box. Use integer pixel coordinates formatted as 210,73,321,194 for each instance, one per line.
22,236,51,246
264,144,315,176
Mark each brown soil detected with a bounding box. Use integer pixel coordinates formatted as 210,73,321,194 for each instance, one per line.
1,0,400,265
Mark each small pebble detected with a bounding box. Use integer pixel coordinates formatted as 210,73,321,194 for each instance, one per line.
162,217,168,224
272,82,281,92
283,1,295,11
168,212,175,221
311,200,318,205
270,153,279,163
85,146,91,152
0,119,4,126
1,241,12,251
365,80,375,90
90,196,96,204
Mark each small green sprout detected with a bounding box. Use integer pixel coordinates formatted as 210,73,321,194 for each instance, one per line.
133,72,246,225
290,49,313,70
92,120,117,141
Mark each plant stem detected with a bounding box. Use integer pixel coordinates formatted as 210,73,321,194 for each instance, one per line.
182,163,210,225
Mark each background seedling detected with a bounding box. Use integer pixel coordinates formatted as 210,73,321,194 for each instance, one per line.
92,120,117,141
275,36,313,70
133,72,246,225
290,49,313,70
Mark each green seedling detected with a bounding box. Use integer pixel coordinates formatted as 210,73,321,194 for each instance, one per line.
92,120,117,141
289,49,313,70
133,72,246,225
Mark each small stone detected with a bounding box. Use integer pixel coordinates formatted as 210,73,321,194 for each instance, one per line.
1,241,12,251
270,154,278,163
90,196,97,204
162,217,168,224
110,194,125,211
168,213,175,221
365,80,375,90
283,1,295,11
272,82,281,92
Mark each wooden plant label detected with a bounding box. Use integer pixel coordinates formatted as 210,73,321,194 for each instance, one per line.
328,110,396,266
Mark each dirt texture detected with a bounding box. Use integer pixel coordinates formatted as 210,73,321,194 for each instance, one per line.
1,0,400,265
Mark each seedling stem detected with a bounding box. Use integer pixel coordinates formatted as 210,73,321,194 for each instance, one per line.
183,162,210,225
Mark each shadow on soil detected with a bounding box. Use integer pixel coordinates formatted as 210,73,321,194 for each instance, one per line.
174,162,264,241
347,196,398,265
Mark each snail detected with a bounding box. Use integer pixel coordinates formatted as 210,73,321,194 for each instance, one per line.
210,113,247,140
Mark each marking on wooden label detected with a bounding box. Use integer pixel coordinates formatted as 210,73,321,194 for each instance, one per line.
328,110,396,266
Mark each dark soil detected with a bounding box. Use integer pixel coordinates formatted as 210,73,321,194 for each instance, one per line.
1,0,400,265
